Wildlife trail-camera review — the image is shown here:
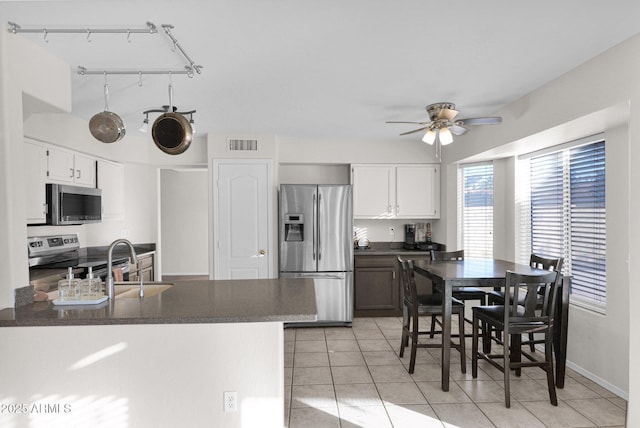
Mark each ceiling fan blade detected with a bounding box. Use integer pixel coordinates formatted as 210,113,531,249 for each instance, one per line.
399,126,429,136
457,117,502,126
437,108,459,121
386,121,429,125
450,124,469,136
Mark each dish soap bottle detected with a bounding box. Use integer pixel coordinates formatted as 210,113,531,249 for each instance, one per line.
58,267,79,301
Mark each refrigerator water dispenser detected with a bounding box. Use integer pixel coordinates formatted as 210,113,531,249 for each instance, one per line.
284,214,304,241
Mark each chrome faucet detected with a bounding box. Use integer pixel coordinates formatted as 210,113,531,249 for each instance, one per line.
106,239,138,300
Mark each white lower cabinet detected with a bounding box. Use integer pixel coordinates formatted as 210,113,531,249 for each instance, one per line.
351,164,440,219
97,159,125,221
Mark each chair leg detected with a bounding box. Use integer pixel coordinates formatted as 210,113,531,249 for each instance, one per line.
512,334,522,377
458,309,466,373
471,313,479,378
399,311,409,357
429,314,437,338
528,332,536,352
503,331,511,408
482,320,491,354
409,314,419,374
545,332,558,406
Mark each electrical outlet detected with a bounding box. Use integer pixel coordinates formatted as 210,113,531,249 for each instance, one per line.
223,391,238,412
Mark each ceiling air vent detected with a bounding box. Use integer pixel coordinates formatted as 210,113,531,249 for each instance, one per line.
228,138,258,151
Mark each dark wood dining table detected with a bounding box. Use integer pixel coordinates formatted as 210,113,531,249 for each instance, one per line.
412,258,570,392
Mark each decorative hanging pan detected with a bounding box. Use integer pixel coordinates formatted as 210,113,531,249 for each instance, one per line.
89,76,126,143
152,80,192,155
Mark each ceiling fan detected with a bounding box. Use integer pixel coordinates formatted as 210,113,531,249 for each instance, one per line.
387,102,502,157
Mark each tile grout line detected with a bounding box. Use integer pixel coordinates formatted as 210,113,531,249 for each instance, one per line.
287,318,627,428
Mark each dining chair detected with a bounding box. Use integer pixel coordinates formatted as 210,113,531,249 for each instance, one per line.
431,250,487,332
397,256,466,374
472,269,560,408
487,254,563,351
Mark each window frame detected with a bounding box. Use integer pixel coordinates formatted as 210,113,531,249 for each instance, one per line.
458,161,494,259
518,134,606,314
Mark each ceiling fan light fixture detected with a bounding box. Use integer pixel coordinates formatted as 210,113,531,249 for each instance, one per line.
439,126,454,145
422,129,436,145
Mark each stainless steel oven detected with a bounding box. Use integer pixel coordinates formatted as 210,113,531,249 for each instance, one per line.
28,234,130,292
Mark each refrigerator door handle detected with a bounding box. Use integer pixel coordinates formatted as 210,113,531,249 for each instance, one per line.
317,192,322,261
312,192,317,261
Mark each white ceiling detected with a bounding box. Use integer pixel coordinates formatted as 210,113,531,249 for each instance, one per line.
2,0,640,143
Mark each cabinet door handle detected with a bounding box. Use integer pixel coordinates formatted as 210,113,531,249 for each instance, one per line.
69,168,74,178
392,271,396,280
396,205,399,215
76,169,81,179
43,203,48,215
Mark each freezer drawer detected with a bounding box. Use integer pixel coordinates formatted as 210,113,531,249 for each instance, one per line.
280,272,353,325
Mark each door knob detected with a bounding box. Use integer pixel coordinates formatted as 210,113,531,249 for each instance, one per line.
259,249,266,255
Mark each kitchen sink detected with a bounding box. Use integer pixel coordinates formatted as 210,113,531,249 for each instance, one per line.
113,282,174,299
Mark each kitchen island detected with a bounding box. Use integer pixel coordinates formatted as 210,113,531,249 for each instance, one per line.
0,278,316,428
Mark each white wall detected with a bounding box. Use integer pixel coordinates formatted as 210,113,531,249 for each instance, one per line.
160,169,209,275
441,34,639,416
0,31,72,308
0,322,284,428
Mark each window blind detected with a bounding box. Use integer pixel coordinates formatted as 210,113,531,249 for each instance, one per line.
528,139,606,310
530,151,565,260
461,163,493,258
569,142,606,305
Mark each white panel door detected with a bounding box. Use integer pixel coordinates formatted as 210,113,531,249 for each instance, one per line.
215,160,271,279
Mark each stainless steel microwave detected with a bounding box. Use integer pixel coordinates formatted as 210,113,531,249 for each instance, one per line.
46,183,102,225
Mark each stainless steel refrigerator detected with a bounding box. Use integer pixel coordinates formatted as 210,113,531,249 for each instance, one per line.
279,184,353,326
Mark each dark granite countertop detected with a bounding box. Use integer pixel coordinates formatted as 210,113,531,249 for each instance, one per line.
355,248,432,256
354,241,442,256
0,278,317,327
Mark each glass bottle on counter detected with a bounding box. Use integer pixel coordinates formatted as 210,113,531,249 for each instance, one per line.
77,266,102,299
58,267,79,301
87,267,103,298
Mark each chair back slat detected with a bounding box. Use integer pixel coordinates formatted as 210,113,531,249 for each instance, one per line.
504,270,559,329
530,254,564,272
397,257,417,306
529,254,564,314
431,250,464,261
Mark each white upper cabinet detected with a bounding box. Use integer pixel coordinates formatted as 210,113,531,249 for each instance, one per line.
351,165,395,218
351,164,440,219
97,159,125,221
23,140,48,224
23,139,124,225
46,146,96,188
395,165,439,218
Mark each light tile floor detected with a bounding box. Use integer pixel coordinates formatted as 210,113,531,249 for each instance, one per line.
284,316,627,428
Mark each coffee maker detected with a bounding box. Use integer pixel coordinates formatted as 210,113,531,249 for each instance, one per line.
404,222,436,250
404,224,417,250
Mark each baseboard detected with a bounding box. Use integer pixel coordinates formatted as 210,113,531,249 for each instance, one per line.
535,344,629,400
565,359,629,400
